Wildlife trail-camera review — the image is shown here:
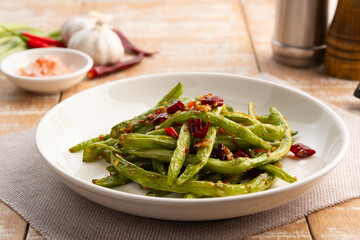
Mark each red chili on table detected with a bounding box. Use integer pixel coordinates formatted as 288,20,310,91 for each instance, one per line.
164,127,179,139
87,53,144,79
290,143,316,158
112,29,157,56
22,32,65,47
26,38,53,48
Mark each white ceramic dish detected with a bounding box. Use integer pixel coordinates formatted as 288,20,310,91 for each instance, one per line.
36,72,349,221
0,48,93,93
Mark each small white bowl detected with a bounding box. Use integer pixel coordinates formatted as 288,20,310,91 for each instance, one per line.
0,48,93,93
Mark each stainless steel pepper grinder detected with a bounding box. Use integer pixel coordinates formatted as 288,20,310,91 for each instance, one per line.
272,0,329,67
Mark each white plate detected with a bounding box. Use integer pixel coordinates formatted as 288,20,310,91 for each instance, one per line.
36,72,349,221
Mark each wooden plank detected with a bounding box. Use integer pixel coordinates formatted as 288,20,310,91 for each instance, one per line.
0,203,27,240
307,199,360,239
241,0,360,238
245,218,312,240
25,226,44,240
61,0,259,100
0,1,82,239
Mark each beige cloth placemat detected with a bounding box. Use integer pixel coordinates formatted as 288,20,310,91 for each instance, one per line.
0,75,359,239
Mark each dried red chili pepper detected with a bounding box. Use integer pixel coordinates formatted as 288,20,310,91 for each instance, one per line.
147,113,155,120
112,29,156,56
234,149,249,158
166,101,185,114
138,161,146,168
164,127,179,139
188,119,210,139
211,143,226,160
290,143,316,158
195,121,210,138
188,119,202,135
232,137,241,149
87,53,144,79
153,112,168,125
200,95,223,107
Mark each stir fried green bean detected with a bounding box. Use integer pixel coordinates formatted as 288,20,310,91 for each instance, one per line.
70,82,302,198
167,122,191,185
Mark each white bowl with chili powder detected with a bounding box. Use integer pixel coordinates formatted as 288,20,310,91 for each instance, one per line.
0,48,93,93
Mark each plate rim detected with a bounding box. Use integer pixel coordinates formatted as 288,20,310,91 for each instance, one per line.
35,72,350,205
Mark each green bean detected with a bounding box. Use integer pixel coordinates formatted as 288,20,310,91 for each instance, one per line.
146,189,170,197
176,107,222,184
256,114,273,124
183,193,201,199
106,165,118,173
255,114,297,136
222,111,259,125
225,173,244,184
291,130,298,137
246,172,276,193
203,172,223,183
119,134,177,150
127,148,289,175
155,82,183,107
110,153,274,197
167,122,191,185
120,132,258,152
92,174,130,187
110,107,157,138
247,123,285,141
69,134,112,153
83,139,119,162
111,83,183,138
225,104,234,113
160,111,271,150
134,124,156,134
146,126,181,135
152,159,167,175
248,101,256,118
258,164,297,183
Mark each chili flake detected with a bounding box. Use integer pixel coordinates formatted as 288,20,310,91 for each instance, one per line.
194,139,211,148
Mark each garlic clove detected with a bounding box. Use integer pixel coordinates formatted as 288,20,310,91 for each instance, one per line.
67,23,124,66
60,16,97,45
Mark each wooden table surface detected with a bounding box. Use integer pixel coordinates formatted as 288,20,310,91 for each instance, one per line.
1,0,360,239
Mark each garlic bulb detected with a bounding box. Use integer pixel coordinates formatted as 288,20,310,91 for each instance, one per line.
67,21,124,65
60,16,96,45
